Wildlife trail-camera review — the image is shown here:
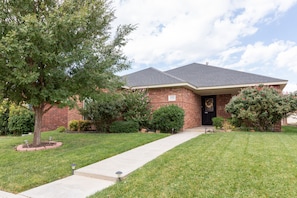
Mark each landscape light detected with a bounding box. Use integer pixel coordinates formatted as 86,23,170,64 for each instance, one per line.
71,163,76,175
115,171,123,181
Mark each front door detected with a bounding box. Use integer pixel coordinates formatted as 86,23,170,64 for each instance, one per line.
202,96,216,125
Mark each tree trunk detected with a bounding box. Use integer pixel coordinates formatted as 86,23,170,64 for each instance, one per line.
33,105,44,146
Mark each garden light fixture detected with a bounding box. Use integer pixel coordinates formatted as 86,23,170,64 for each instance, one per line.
24,140,29,148
115,171,123,181
71,163,76,175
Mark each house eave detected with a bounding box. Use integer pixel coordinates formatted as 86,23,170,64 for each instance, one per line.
123,81,287,95
197,81,288,91
123,83,197,90
194,81,288,96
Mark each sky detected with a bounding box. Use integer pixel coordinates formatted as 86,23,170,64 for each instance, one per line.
112,0,297,93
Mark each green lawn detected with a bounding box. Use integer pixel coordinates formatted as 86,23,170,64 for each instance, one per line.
91,126,297,198
0,131,168,193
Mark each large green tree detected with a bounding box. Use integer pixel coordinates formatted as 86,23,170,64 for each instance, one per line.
0,0,134,146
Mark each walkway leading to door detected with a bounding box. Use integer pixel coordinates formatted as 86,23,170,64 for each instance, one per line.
14,131,204,198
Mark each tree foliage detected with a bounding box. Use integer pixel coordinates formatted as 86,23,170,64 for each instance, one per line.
225,86,297,131
121,89,151,128
0,0,134,145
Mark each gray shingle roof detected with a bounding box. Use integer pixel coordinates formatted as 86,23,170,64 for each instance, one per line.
165,63,287,87
122,63,287,89
122,67,186,88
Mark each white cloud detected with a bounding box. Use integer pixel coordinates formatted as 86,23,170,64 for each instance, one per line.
113,0,297,67
224,41,295,68
276,46,297,72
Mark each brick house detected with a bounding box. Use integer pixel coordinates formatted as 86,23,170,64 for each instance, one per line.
121,63,287,130
41,101,83,131
42,63,287,131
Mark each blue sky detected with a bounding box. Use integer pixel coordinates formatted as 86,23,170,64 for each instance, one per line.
112,0,297,93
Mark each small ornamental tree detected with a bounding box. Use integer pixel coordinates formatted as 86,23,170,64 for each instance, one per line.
122,89,151,129
225,85,297,131
0,0,134,145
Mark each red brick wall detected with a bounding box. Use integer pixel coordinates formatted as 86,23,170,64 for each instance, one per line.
68,101,84,126
149,87,184,110
216,94,232,119
181,89,201,129
41,101,84,132
148,87,201,130
41,105,68,132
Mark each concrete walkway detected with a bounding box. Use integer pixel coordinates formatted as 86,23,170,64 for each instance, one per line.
1,131,205,198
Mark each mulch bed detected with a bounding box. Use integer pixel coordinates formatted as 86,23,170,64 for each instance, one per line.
16,141,63,152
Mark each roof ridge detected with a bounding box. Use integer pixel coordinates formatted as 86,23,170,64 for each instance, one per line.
162,70,186,83
131,67,186,83
121,67,157,77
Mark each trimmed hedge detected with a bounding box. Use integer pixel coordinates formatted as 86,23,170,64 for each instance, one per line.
151,105,184,133
109,121,139,133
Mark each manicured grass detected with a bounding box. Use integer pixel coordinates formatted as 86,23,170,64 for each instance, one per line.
0,131,168,193
92,126,297,198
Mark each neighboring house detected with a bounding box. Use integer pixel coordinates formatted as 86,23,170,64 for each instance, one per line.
122,63,287,130
41,63,287,132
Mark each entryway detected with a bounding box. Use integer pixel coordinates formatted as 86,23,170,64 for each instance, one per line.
201,96,216,125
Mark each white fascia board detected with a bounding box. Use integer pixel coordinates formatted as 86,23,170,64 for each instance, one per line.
196,81,288,91
125,83,196,90
123,81,287,91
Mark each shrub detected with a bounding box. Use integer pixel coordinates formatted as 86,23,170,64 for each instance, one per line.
109,121,139,133
0,100,10,135
68,120,92,131
226,85,297,131
222,119,235,132
8,105,34,135
69,120,79,131
212,117,224,129
151,105,184,133
80,93,124,132
56,126,66,133
78,120,92,131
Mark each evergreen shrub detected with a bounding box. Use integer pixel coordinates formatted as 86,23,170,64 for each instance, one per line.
212,117,225,129
8,105,34,135
109,121,139,133
151,105,184,133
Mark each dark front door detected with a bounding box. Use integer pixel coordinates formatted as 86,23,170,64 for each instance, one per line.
202,96,216,125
